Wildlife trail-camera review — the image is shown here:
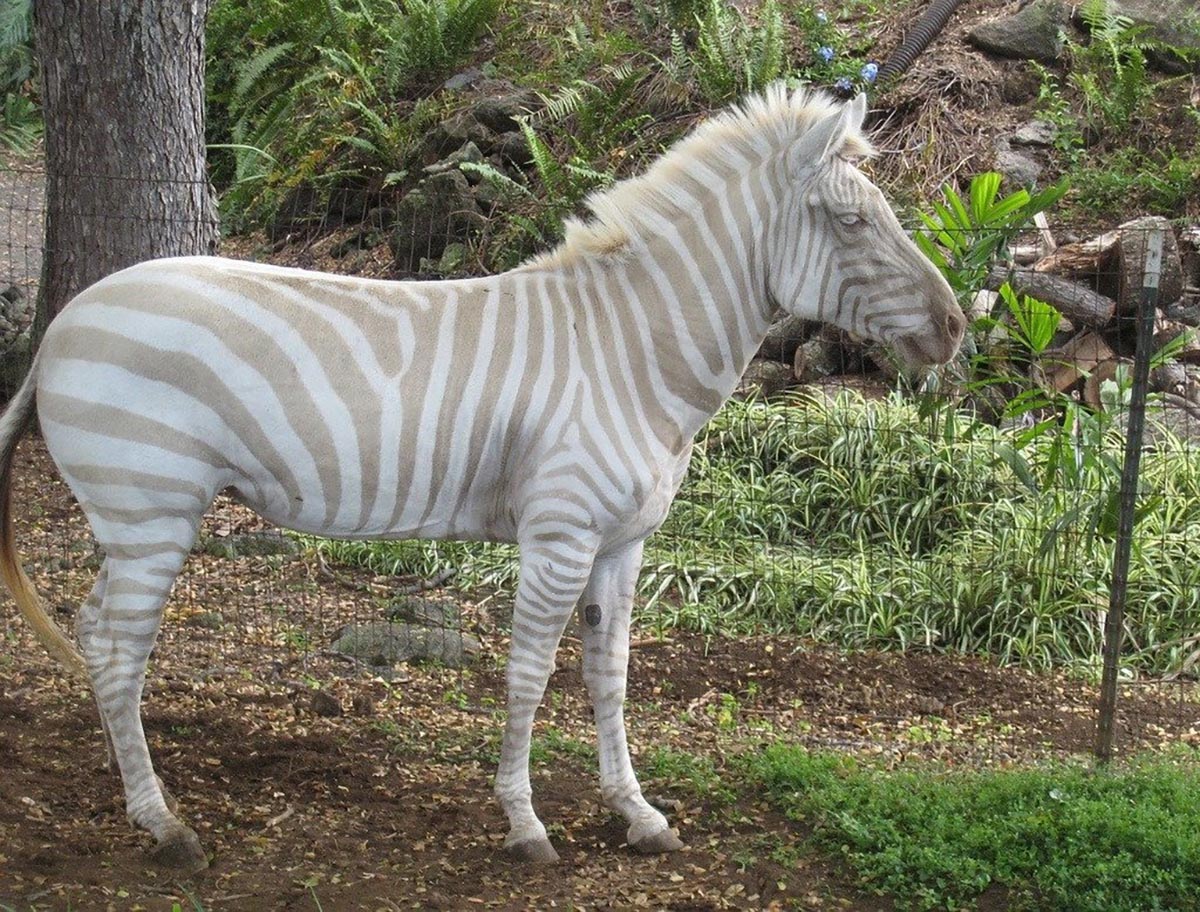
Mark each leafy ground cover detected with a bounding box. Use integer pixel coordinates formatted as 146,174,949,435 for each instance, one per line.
754,746,1200,911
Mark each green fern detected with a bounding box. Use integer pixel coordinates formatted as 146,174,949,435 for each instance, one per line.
0,0,33,96
0,90,38,152
1069,0,1157,134
385,0,499,87
692,0,785,103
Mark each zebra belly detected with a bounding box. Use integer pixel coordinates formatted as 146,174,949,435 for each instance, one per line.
231,473,515,544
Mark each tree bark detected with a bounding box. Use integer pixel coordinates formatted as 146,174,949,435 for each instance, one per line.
32,0,218,345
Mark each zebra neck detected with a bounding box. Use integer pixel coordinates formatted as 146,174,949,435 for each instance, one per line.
560,233,772,449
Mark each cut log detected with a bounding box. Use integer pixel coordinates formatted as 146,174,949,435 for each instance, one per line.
1150,360,1187,396
1083,357,1130,411
987,265,1116,328
966,288,999,321
1180,222,1200,287
1034,211,1057,255
1115,216,1184,312
1038,331,1115,393
1033,229,1119,278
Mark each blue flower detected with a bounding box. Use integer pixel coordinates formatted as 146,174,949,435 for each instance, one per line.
818,45,835,63
815,10,828,23
860,61,879,83
834,76,853,92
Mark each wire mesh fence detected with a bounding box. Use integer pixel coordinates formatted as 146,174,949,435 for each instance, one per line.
4,164,1200,762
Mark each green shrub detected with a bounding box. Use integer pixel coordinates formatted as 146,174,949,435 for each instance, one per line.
754,745,1200,911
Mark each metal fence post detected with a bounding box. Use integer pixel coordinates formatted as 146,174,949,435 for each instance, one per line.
1095,226,1164,764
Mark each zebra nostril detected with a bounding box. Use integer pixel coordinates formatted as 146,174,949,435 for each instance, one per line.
946,309,966,340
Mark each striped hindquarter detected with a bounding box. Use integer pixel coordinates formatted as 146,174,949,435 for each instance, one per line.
0,85,964,872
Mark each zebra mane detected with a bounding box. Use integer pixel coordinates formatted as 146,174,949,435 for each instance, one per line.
522,82,875,271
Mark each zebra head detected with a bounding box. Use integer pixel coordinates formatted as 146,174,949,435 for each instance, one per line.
769,93,965,368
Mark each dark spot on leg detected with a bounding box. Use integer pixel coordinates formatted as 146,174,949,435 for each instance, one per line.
584,603,602,627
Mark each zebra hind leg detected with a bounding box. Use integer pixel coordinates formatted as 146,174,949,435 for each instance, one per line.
82,549,207,873
75,559,181,813
75,562,114,770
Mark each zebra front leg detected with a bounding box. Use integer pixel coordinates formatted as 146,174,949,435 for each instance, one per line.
579,543,682,854
85,551,206,874
496,538,597,863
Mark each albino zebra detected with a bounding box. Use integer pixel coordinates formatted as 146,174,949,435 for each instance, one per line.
0,86,963,872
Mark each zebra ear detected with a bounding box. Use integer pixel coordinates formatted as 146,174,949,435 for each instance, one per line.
794,96,865,170
846,92,868,132
794,108,849,169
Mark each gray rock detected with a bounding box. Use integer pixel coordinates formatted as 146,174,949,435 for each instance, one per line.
969,0,1068,61
422,242,466,275
200,531,300,559
331,622,481,668
185,611,225,630
443,68,485,92
493,131,532,167
418,85,537,164
1011,119,1058,146
310,690,343,718
389,170,486,274
471,95,530,134
994,143,1044,187
423,141,485,176
386,596,461,627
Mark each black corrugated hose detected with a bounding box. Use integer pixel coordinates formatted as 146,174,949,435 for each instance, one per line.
876,0,968,85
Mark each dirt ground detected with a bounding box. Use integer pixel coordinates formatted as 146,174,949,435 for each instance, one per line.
3,438,1200,912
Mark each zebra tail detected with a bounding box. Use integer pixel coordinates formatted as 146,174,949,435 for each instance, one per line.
0,364,88,680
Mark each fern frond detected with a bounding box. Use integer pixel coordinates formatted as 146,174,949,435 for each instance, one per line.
460,160,533,198
0,0,30,54
537,83,589,123
233,42,296,107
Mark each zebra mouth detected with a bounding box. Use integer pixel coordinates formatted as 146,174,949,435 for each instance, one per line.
892,330,959,368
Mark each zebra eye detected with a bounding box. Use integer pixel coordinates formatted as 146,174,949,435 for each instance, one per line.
838,212,865,228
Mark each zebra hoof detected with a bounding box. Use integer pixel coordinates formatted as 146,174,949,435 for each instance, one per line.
149,827,208,875
505,835,560,864
630,827,684,855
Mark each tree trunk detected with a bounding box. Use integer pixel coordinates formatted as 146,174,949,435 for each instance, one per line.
32,0,218,346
